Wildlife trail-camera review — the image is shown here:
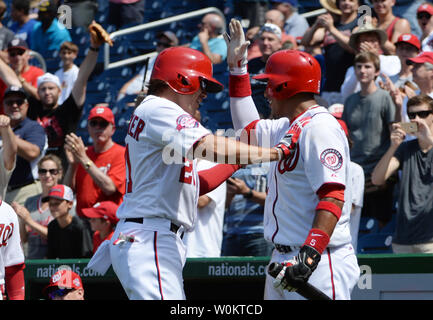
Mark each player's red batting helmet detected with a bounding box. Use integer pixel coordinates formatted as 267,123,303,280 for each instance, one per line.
253,50,321,100
151,47,223,95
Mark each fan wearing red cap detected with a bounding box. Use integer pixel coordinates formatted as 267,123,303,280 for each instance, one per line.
43,184,93,259
82,201,119,254
43,268,84,300
225,19,359,300
406,51,433,98
391,33,421,90
63,105,125,223
417,2,433,51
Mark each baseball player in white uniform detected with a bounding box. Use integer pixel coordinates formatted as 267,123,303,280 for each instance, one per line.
0,113,25,300
106,47,295,300
224,19,360,300
0,200,26,300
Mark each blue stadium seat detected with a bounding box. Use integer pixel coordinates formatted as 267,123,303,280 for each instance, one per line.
357,233,393,254
379,213,397,234
358,217,380,236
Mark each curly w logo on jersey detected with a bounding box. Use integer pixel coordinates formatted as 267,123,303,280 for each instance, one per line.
277,117,311,174
320,148,343,171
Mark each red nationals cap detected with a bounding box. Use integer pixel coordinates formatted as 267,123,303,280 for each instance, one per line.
42,184,74,202
406,51,433,65
417,3,433,16
81,201,119,225
88,105,115,125
43,269,83,294
395,33,421,51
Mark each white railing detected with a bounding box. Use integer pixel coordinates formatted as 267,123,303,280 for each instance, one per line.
103,6,326,70
104,7,225,70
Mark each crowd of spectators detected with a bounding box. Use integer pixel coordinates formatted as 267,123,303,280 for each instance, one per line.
0,0,431,276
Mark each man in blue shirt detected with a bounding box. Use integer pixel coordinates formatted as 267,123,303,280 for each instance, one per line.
30,0,72,57
3,86,47,205
271,0,309,38
190,13,227,65
10,0,38,49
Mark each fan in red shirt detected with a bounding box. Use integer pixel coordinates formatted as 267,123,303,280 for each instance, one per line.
82,201,119,253
63,105,126,222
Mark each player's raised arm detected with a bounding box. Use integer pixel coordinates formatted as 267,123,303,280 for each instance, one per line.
224,19,260,131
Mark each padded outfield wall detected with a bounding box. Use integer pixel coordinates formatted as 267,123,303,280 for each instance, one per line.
23,254,433,300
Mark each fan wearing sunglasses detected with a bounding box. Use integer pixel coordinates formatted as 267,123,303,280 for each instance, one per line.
372,94,433,254
11,154,78,259
3,86,47,206
0,38,44,104
43,268,85,300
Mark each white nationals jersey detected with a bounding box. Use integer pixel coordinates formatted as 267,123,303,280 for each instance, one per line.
116,95,211,231
0,201,25,284
250,106,352,247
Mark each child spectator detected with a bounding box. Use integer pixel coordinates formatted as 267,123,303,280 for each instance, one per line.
55,41,79,105
390,33,420,89
12,154,77,259
44,184,92,259
43,268,85,300
82,201,119,254
342,51,397,228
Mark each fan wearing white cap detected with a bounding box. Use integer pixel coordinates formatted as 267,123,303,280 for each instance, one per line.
26,27,105,167
43,184,93,259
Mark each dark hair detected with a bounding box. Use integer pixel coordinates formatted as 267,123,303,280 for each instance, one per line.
60,41,79,54
407,94,433,112
147,79,169,96
12,0,30,13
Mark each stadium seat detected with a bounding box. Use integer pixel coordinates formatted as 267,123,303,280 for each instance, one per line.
358,217,380,236
357,233,393,254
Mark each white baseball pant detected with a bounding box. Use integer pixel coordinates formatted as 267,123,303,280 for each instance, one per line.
110,218,187,300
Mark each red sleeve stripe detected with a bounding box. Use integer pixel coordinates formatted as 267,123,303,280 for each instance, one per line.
317,183,345,201
243,119,260,145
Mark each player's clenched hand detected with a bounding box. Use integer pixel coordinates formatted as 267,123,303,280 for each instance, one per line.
273,245,321,291
274,133,297,160
223,19,250,74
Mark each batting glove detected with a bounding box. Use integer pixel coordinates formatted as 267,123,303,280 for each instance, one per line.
274,133,297,160
223,19,250,75
273,245,321,291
